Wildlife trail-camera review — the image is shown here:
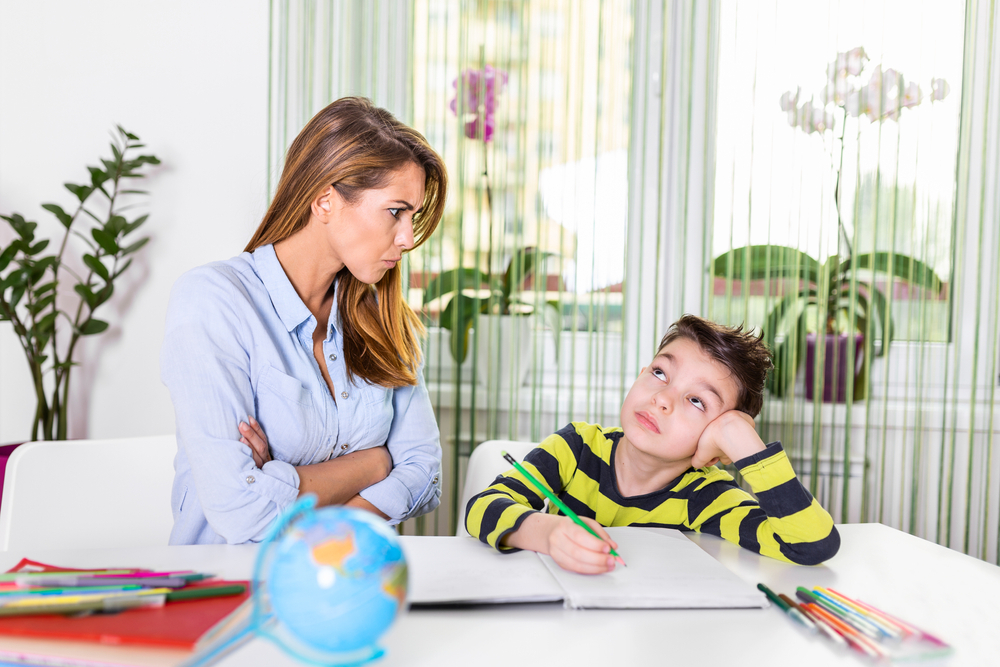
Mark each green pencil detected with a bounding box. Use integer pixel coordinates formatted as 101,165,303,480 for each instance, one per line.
501,451,626,566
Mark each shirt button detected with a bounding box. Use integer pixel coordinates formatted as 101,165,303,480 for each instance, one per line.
432,476,439,484
328,353,337,361
341,391,349,399
341,444,349,451
246,475,255,484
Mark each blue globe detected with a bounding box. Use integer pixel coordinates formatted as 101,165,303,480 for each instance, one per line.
253,499,407,665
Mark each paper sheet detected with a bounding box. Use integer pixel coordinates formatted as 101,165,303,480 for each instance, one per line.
402,536,564,605
538,527,768,609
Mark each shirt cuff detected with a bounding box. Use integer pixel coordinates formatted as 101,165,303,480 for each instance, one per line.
253,459,301,507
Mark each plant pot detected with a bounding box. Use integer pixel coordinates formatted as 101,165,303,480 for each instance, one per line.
805,333,865,403
474,314,533,391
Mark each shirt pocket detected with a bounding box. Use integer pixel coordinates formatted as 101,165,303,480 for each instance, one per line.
256,364,324,465
365,385,393,442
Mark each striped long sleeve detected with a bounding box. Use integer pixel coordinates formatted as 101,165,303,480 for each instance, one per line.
465,422,839,565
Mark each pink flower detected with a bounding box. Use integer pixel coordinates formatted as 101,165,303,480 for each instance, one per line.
449,65,509,142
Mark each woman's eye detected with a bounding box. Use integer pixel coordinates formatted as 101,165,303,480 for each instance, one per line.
389,208,401,218
689,397,705,411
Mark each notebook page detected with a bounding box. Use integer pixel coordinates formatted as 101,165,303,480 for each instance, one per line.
401,536,564,605
538,527,767,609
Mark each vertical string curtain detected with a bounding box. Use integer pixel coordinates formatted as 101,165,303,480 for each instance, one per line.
268,0,1000,559
711,0,1000,563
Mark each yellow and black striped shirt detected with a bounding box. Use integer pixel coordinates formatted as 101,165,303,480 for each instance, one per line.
466,422,840,565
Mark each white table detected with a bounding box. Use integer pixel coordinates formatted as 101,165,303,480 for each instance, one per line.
0,524,996,667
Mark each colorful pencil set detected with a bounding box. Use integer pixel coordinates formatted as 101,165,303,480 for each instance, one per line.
757,583,952,661
0,558,246,617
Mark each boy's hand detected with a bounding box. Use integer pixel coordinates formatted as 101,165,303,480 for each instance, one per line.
502,513,619,575
545,515,620,575
691,410,765,469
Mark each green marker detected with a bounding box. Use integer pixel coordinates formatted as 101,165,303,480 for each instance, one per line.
501,450,626,566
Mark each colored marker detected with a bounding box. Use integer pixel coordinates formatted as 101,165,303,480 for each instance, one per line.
797,587,883,641
501,451,626,566
796,602,848,647
804,603,887,660
757,583,815,632
166,584,247,602
808,588,888,640
778,593,818,630
815,587,903,639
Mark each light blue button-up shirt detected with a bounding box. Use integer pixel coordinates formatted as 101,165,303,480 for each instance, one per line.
160,244,441,544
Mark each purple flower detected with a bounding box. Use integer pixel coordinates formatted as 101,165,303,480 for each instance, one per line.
449,65,508,142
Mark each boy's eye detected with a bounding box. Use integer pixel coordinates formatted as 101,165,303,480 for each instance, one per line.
388,208,402,219
652,369,666,381
688,396,705,411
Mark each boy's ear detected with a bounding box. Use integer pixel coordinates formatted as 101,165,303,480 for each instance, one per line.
638,365,646,378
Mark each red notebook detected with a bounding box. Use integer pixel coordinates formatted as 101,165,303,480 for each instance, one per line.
0,560,252,650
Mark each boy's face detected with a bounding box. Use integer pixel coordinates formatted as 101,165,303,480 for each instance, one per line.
620,337,740,465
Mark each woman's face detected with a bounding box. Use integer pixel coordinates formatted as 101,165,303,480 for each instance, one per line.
325,161,426,285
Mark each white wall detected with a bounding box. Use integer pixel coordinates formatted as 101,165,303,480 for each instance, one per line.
0,0,270,443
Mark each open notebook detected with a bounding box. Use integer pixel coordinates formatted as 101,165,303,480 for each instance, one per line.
402,527,767,610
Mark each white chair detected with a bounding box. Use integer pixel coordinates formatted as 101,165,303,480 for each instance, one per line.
456,439,538,537
0,434,177,551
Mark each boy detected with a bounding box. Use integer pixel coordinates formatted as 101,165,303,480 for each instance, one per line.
465,315,840,574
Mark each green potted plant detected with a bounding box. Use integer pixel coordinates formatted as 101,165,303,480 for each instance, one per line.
429,64,560,389
0,126,159,440
711,245,943,400
712,47,948,402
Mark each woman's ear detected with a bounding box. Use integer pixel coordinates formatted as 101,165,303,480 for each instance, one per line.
311,186,336,222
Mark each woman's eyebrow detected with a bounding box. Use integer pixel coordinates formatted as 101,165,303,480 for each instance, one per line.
389,199,416,210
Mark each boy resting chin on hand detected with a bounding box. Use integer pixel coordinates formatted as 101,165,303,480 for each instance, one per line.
465,314,840,574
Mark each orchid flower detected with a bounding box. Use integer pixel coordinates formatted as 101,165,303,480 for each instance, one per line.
449,65,509,142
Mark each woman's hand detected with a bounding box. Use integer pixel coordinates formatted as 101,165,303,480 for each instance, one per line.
239,415,272,469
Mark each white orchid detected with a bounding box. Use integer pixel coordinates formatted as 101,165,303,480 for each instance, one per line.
930,78,950,101
780,47,948,133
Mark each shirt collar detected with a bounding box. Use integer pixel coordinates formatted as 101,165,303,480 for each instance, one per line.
252,243,314,333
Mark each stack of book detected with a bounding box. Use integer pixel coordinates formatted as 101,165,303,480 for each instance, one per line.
0,558,253,667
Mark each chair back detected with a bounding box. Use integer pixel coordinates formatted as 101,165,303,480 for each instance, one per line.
456,439,538,537
0,435,176,551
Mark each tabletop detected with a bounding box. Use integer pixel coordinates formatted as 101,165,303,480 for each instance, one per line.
0,524,996,667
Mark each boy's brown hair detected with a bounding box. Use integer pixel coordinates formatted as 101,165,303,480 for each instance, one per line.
657,314,773,418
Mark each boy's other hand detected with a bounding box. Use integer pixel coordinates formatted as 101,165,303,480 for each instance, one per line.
691,410,765,469
546,515,620,575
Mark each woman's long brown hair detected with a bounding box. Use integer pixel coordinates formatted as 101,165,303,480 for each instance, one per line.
245,97,447,387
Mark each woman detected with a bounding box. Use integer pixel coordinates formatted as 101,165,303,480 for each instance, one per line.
161,97,447,544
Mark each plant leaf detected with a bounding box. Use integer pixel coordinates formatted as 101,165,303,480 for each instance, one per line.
711,245,822,285
91,228,119,254
121,237,149,255
503,248,557,302
64,183,94,202
27,240,50,256
0,244,18,272
440,293,483,363
83,254,110,281
41,203,73,228
847,252,945,294
74,283,98,309
123,214,149,235
80,318,109,335
421,268,488,305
